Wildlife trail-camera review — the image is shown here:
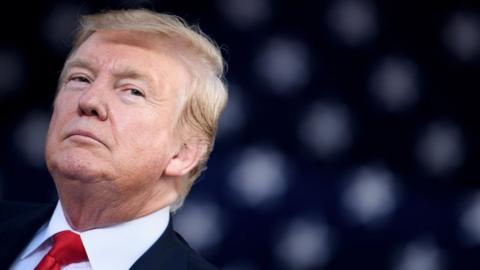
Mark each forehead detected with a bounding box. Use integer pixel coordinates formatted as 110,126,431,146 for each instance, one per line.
66,30,191,89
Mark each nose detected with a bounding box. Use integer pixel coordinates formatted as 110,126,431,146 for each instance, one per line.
78,81,108,121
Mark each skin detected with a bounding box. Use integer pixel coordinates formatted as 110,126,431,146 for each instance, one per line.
44,30,203,231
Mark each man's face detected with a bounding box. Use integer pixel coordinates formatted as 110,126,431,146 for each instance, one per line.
45,30,191,201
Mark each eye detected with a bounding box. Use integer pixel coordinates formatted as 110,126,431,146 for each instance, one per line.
69,75,90,83
129,88,145,97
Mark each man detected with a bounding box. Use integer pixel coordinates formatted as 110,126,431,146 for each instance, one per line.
0,8,227,269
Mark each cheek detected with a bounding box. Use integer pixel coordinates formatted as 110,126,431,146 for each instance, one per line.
48,105,69,135
115,114,176,157
118,119,161,149
46,94,78,144
114,121,173,179
52,93,77,122
46,107,63,140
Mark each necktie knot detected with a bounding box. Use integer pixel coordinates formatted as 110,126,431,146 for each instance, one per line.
35,230,88,270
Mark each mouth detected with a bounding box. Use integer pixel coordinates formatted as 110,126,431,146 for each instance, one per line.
66,130,107,148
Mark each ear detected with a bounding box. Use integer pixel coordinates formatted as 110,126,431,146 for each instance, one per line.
165,140,206,177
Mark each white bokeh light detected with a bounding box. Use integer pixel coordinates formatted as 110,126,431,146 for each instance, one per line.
327,0,377,46
254,37,310,95
415,121,465,176
275,217,335,269
459,193,480,245
0,50,23,96
175,199,223,253
217,83,247,138
369,57,420,112
298,101,352,159
228,146,288,207
392,238,445,270
217,0,271,30
443,12,480,62
14,110,50,168
342,165,399,226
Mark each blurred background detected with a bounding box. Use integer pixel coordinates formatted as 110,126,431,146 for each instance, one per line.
0,0,479,269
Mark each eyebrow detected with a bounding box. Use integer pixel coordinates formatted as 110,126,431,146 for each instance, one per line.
60,58,96,82
61,58,156,88
112,67,156,88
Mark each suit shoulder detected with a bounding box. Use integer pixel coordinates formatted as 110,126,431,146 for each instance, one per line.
174,231,219,270
0,201,54,269
186,249,219,270
0,201,53,224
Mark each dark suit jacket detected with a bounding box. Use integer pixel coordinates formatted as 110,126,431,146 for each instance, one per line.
0,201,218,270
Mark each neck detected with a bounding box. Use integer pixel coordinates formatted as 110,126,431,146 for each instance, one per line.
55,179,178,231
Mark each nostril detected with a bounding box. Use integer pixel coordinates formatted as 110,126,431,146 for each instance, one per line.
78,105,100,117
78,95,107,120
90,108,99,116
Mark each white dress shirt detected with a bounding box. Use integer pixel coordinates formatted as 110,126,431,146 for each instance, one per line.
10,201,170,270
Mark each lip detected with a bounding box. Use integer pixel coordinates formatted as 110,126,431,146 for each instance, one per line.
66,130,107,147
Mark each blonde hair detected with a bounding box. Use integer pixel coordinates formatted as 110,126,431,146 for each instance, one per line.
69,9,228,211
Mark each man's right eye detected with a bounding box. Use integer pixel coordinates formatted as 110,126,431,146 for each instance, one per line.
70,76,90,83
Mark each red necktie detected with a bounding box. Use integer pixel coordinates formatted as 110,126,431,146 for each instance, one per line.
35,230,89,270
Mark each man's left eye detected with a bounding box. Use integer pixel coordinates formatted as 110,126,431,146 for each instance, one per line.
129,89,145,97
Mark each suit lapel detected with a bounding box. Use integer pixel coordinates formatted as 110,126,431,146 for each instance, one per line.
130,219,188,270
0,202,55,269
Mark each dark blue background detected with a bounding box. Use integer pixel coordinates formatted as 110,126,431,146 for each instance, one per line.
0,1,479,269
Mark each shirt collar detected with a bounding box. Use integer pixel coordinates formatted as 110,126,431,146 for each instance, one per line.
21,201,170,270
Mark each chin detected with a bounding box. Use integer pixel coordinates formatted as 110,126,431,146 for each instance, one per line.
47,148,112,182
